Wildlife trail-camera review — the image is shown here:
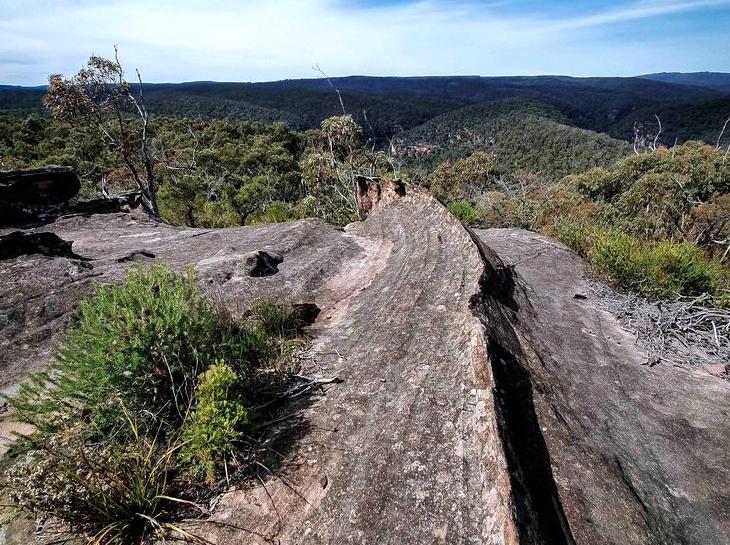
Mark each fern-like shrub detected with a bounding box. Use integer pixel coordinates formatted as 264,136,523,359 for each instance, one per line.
181,362,248,484
9,264,270,439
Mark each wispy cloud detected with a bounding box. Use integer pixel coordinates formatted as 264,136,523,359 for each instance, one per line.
546,0,730,31
0,0,728,84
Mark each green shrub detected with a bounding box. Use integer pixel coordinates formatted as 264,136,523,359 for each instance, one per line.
551,143,730,249
3,265,307,544
590,230,646,288
250,297,300,339
447,200,481,226
181,362,248,484
554,222,592,256
248,201,296,224
9,265,272,439
644,241,718,298
429,151,497,201
586,229,725,298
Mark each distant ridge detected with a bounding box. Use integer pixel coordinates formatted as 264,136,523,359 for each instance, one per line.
2,74,729,145
640,72,730,93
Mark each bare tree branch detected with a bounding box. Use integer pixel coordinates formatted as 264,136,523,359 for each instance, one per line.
312,64,346,116
717,115,730,151
45,46,160,218
651,114,662,151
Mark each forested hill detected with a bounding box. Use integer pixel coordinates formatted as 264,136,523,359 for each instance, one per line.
395,99,632,180
640,72,730,93
3,74,729,140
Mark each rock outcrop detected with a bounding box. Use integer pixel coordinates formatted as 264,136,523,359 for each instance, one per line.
0,166,80,206
0,167,141,228
355,175,406,218
0,166,81,226
473,229,730,545
1,181,728,545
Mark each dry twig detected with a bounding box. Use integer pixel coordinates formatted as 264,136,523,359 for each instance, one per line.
595,286,730,369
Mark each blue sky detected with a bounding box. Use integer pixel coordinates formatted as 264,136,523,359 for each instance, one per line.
1,0,729,85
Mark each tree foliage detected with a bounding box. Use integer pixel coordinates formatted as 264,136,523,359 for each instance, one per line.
44,51,161,216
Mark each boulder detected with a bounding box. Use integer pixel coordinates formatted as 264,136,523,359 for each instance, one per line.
0,231,88,261
0,167,142,226
0,166,80,206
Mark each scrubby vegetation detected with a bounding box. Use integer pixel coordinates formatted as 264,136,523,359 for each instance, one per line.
556,225,728,301
547,143,729,302
2,55,728,306
434,142,729,302
1,265,307,544
4,418,190,545
181,362,249,484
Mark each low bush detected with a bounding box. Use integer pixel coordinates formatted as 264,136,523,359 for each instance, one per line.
642,241,720,298
429,151,497,201
590,230,647,289
2,264,305,545
9,265,269,439
549,142,730,257
518,143,729,304
250,297,301,339
557,224,727,300
554,221,592,257
447,200,481,226
2,417,196,545
181,362,248,484
248,201,297,225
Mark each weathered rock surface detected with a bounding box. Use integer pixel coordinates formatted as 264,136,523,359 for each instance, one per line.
474,229,730,545
1,187,728,545
0,211,364,398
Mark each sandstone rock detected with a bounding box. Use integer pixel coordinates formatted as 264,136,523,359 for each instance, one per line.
355,175,406,219
1,186,728,545
0,210,364,398
0,166,80,206
475,228,730,545
705,363,728,376
0,166,82,227
0,168,145,229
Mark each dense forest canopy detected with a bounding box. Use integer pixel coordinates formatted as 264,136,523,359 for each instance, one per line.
4,74,730,143
395,98,632,179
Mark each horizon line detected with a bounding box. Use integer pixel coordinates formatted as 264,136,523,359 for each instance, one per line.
2,70,729,89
